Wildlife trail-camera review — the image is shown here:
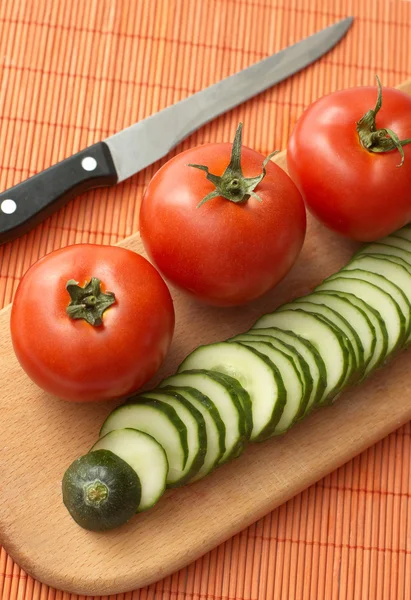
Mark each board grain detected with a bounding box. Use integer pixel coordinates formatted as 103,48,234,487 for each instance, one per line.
1,80,411,596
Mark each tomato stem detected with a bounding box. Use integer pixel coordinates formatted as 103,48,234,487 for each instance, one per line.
66,277,115,326
357,75,411,166
188,123,279,207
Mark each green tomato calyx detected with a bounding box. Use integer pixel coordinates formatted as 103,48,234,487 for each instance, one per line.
357,75,411,167
66,277,115,326
188,122,278,207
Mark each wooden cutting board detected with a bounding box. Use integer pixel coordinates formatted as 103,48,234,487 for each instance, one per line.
2,79,411,596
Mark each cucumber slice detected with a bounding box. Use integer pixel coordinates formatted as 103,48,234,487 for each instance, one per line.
343,255,411,343
356,242,411,266
62,449,142,531
92,429,168,512
229,332,312,419
237,327,325,413
278,300,362,381
133,390,206,483
316,290,388,374
376,235,411,253
230,339,305,435
99,399,188,487
291,299,364,373
317,276,403,356
325,269,408,347
160,369,248,460
392,227,411,242
177,343,286,441
201,371,253,441
253,309,349,404
158,385,225,481
297,292,376,375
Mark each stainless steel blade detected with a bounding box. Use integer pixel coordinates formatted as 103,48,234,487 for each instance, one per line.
106,16,353,182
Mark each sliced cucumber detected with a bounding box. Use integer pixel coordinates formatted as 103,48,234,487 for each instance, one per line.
177,343,286,441
230,339,305,435
229,332,312,419
297,292,376,375
376,235,411,253
202,370,253,441
356,242,411,266
392,226,411,242
99,399,188,487
91,429,168,512
344,255,411,343
238,326,325,413
325,270,407,349
278,300,362,381
316,290,388,374
158,385,225,481
253,309,349,404
160,369,248,460
317,276,402,357
290,296,365,373
62,449,142,531
133,389,206,483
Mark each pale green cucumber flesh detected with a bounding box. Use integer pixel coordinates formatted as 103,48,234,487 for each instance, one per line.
158,384,225,481
134,390,206,484
235,339,304,435
99,400,188,487
177,342,286,441
322,272,406,353
160,369,246,461
91,428,168,512
253,309,349,404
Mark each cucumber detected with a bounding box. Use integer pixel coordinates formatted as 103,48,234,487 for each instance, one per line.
160,369,248,460
288,296,365,373
296,292,376,375
158,385,225,481
253,309,349,404
230,339,305,435
324,270,407,350
376,235,411,253
392,227,411,242
356,242,411,266
278,300,362,380
91,429,168,512
343,255,411,343
201,370,253,441
62,449,141,531
133,389,206,483
229,332,312,419
238,327,325,413
176,343,286,441
317,276,402,357
99,399,188,487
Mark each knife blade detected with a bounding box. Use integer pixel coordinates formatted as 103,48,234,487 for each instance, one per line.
0,16,353,245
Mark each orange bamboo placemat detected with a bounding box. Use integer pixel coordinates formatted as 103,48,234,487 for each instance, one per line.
1,0,411,598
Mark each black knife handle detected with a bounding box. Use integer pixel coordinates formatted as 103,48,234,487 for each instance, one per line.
0,141,118,245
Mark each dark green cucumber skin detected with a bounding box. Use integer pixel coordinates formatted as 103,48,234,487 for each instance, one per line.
128,389,207,484
177,368,249,462
62,450,141,531
160,384,226,465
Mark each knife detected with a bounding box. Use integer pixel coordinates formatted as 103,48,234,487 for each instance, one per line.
0,16,353,245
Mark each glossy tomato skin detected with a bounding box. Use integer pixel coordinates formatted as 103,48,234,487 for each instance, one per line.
10,244,174,402
140,143,306,306
287,86,411,241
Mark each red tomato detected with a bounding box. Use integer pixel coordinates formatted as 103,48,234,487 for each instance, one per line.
287,82,411,241
10,244,174,402
140,132,306,306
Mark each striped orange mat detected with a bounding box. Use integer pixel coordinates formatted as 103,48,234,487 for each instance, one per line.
1,0,411,598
